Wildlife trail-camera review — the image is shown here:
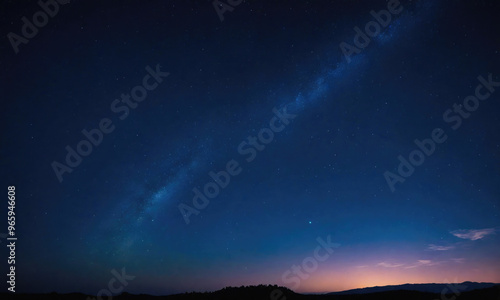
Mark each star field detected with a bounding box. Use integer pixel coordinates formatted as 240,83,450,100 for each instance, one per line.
1,0,500,296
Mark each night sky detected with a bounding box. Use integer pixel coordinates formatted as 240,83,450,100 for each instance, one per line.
1,0,500,296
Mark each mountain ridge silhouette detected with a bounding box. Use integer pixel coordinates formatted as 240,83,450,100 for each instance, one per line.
328,281,498,295
1,282,499,300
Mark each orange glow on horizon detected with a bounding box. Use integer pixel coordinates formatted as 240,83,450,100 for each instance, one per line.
291,262,500,294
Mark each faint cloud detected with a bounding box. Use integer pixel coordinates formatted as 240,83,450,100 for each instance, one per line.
405,259,439,269
450,228,496,241
377,262,404,268
376,259,440,269
428,244,455,251
451,258,465,264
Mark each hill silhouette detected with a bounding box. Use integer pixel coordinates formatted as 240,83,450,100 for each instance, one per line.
328,281,499,295
1,283,499,300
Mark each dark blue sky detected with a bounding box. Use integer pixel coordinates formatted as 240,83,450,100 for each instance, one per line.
1,0,499,296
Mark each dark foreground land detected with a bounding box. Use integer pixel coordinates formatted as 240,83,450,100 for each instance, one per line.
2,284,500,300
